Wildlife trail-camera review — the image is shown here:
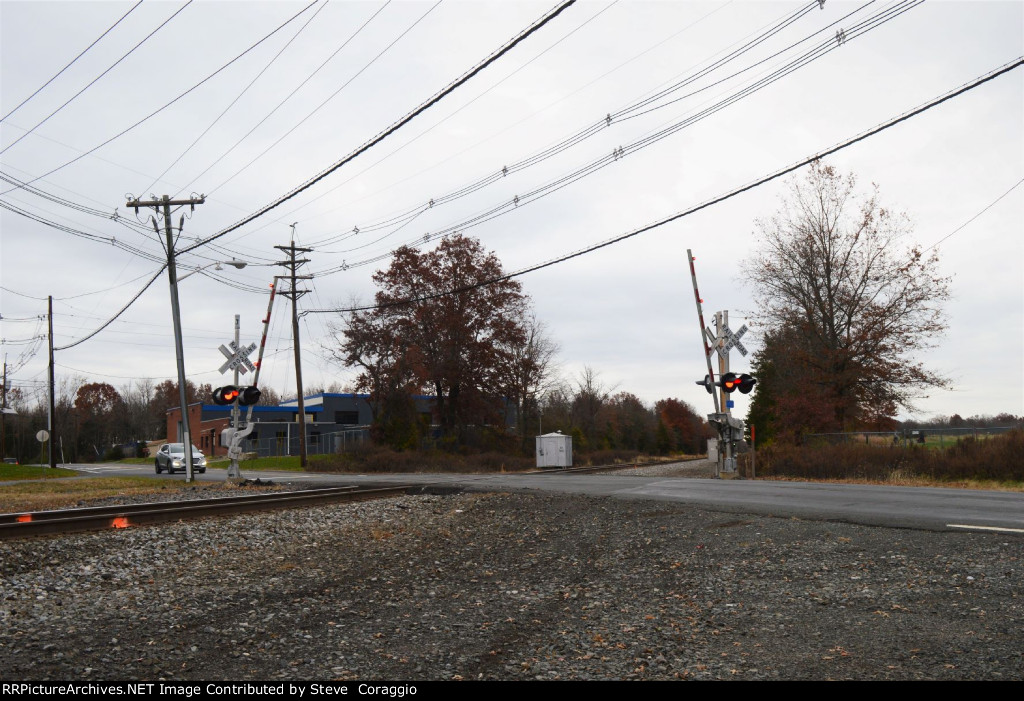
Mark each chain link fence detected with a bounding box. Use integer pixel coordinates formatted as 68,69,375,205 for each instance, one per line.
242,427,370,458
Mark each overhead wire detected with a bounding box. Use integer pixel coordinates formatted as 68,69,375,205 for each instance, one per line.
0,197,167,265
53,265,166,350
0,0,145,121
202,0,438,198
300,57,1024,316
309,0,913,275
231,0,618,239
139,0,330,195
301,0,864,258
924,178,1024,252
211,0,736,251
169,0,394,201
0,190,277,297
0,0,192,156
1,0,321,195
296,0,816,250
54,362,221,381
178,0,579,256
0,168,151,235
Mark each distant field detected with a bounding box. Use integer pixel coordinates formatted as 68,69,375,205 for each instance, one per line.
832,432,1004,450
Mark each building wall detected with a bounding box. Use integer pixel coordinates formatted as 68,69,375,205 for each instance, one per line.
165,403,230,456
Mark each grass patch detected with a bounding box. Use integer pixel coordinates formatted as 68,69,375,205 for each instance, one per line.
741,429,1024,485
0,476,229,514
752,473,1024,492
232,454,335,472
0,465,79,481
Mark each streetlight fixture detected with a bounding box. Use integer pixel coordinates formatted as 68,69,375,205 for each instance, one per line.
177,259,247,281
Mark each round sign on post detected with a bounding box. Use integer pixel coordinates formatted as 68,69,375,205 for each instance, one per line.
36,429,49,442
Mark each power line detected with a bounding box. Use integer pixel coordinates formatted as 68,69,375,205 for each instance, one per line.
54,362,221,381
53,266,166,350
178,0,579,256
298,0,823,250
924,178,1024,252
309,0,915,275
1,0,321,195
301,57,1024,315
0,0,144,122
0,197,167,265
216,0,737,251
0,0,193,157
0,192,271,294
139,0,330,195
202,0,437,198
169,0,394,201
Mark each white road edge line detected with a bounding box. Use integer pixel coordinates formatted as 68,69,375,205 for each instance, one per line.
947,524,1024,534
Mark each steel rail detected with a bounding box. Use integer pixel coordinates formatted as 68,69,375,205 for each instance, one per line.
0,485,365,525
533,457,706,475
0,485,410,540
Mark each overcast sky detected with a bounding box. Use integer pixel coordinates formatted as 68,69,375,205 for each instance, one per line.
1,0,1021,424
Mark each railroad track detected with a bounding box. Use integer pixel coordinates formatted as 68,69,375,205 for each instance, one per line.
0,485,411,540
535,457,705,475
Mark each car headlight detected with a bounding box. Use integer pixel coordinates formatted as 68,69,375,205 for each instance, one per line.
172,459,182,467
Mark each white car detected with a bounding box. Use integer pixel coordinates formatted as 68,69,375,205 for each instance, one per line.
154,443,207,474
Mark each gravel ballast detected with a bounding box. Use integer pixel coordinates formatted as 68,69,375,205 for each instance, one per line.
0,485,1021,681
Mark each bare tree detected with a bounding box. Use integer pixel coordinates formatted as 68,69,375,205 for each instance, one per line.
571,366,615,449
504,313,560,445
745,161,950,435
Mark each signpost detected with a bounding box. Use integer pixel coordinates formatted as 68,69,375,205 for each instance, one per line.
36,429,49,472
218,317,257,480
687,249,757,478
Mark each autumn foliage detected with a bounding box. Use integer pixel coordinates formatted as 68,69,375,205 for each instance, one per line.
336,235,534,449
745,162,950,442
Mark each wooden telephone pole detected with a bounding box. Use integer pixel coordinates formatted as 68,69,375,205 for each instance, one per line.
275,229,312,468
126,195,206,481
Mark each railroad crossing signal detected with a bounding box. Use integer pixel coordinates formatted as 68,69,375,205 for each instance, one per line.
212,385,261,406
720,372,757,394
697,373,756,394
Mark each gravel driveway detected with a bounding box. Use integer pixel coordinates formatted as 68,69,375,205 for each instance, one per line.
0,482,1020,681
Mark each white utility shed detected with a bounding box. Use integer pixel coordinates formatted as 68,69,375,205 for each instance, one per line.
536,431,572,468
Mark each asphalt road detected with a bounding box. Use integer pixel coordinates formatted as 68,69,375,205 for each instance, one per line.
60,461,1024,535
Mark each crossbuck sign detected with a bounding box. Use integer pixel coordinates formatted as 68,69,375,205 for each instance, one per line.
218,340,257,375
718,323,748,357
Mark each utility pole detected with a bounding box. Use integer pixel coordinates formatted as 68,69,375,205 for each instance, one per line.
48,295,55,467
127,194,206,482
275,228,312,468
1,356,7,462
